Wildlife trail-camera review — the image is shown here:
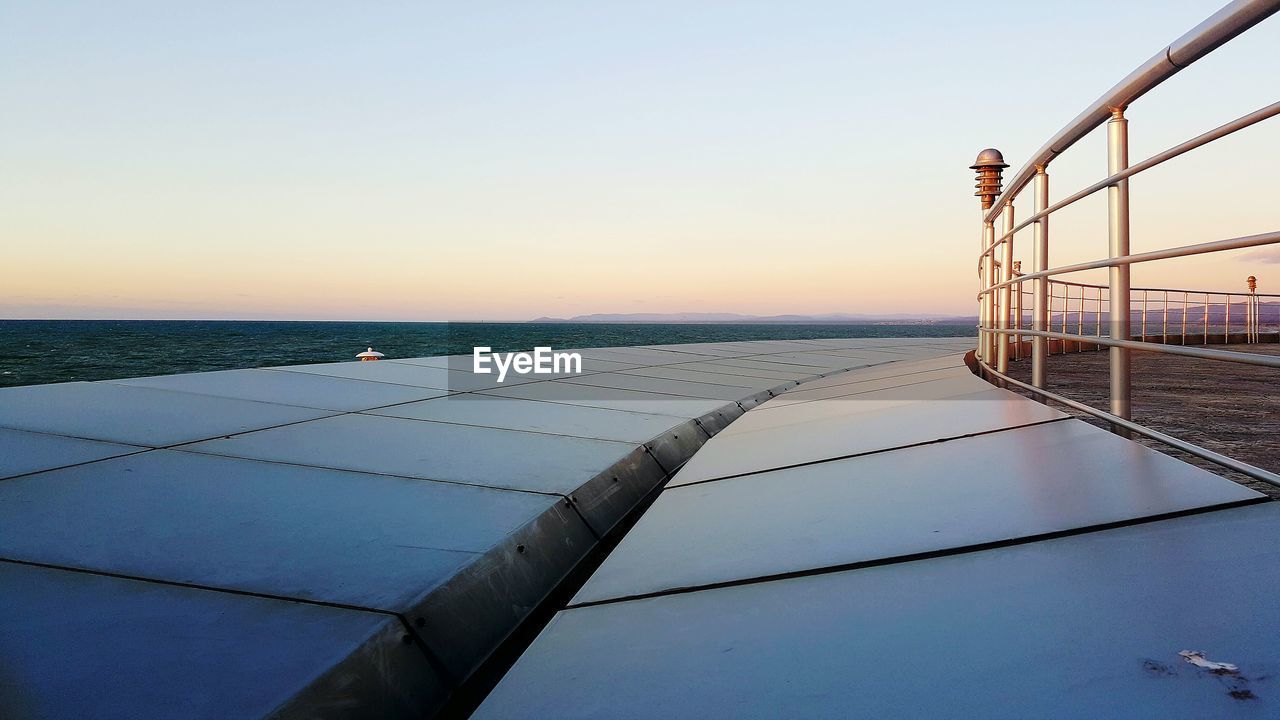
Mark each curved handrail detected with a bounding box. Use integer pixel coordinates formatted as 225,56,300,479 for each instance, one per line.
982,102,1280,255
970,0,1279,487
983,0,1280,224
987,230,1280,293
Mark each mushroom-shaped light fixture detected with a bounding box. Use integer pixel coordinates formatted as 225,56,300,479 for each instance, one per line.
971,148,1009,211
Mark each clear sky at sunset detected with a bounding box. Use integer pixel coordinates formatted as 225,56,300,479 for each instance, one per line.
1,1,1276,320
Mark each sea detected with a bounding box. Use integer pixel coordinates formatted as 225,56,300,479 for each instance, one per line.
0,320,976,388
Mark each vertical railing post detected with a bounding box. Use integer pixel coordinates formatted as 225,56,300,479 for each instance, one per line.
1029,163,1049,386
1225,294,1232,342
977,249,987,361
1246,292,1251,341
1096,286,1103,343
986,230,999,363
1013,261,1023,360
1061,283,1068,336
1204,292,1210,344
1107,108,1131,430
1248,276,1258,342
1141,290,1148,340
997,202,1015,374
982,225,996,361
1076,285,1084,351
1068,286,1075,352
1181,291,1188,345
1162,290,1168,344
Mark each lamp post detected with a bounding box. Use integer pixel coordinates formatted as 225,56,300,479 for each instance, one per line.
971,149,1007,364
1247,276,1258,343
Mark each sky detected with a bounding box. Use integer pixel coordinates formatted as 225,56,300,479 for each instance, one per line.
1,0,1276,321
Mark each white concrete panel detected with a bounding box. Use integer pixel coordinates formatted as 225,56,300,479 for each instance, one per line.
574,421,1261,603
366,394,698,444
479,381,734,419
111,368,445,411
560,373,771,402
1,562,445,719
671,387,1067,485
182,412,650,496
0,450,573,610
733,374,1005,430
763,366,975,407
667,361,816,381
0,382,333,447
0,427,144,479
617,366,786,390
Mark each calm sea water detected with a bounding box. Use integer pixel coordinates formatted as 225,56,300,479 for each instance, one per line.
0,320,976,388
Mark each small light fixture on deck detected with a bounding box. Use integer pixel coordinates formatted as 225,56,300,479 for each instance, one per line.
1246,276,1259,343
970,148,1008,211
356,347,385,361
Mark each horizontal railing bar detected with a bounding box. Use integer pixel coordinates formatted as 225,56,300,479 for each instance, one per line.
983,230,1280,294
981,101,1280,255
1126,284,1274,295
1092,285,1272,299
1014,277,1110,291
982,0,1280,223
987,328,1280,367
1011,275,1280,298
979,363,1280,487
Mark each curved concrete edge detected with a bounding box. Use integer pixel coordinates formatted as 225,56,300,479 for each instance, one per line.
419,388,793,706
432,357,974,713
409,490,599,687
267,615,446,720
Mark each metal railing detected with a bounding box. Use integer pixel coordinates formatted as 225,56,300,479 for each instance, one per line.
971,0,1280,487
1007,276,1278,356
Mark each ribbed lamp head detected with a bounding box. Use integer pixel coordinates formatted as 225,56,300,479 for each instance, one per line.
971,148,1009,210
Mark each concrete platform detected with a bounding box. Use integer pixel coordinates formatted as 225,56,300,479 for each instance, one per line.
0,336,973,718
475,349,1277,719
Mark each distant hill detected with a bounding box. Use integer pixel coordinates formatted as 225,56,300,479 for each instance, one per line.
528,312,977,325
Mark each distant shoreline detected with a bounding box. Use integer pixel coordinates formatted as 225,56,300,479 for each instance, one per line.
526,319,978,325
0,318,980,325
529,313,978,324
